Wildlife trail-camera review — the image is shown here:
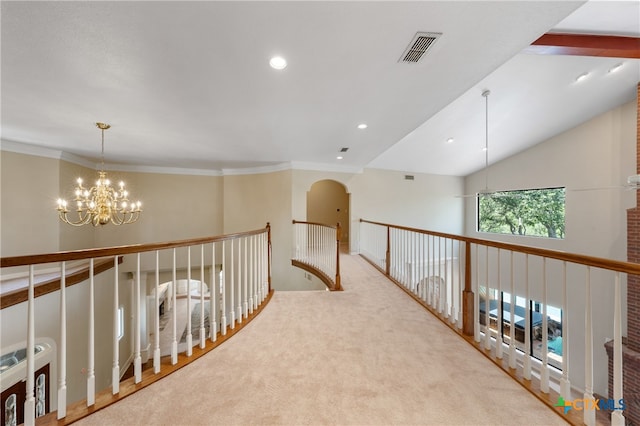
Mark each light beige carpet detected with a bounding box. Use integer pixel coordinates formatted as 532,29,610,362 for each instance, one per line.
77,253,567,425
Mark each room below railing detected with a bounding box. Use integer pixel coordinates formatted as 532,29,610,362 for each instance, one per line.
0,224,272,426
359,219,640,426
291,220,341,291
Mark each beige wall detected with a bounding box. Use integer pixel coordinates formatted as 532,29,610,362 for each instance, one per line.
222,170,295,290
1,151,61,256
463,100,636,398
291,168,465,253
95,171,223,249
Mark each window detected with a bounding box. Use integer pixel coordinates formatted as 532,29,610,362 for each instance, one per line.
480,289,563,370
477,187,565,239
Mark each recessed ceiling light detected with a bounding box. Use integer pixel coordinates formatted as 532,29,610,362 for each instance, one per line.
269,56,287,70
446,137,454,144
482,147,488,152
575,72,589,83
357,123,367,129
608,63,623,74
337,156,343,160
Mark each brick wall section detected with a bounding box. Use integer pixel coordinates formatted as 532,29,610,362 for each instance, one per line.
610,82,640,425
606,341,640,425
629,83,640,352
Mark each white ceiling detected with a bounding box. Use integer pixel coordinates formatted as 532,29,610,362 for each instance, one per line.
1,1,638,176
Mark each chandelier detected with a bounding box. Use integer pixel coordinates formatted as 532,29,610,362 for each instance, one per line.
56,123,142,226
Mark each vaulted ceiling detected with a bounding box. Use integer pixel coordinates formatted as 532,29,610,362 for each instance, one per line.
1,1,638,176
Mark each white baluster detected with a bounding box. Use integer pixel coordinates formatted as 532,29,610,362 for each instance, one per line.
413,231,417,293
200,245,206,349
253,235,258,311
438,237,443,314
560,261,570,399
134,253,142,383
258,233,264,302
541,258,549,393
445,238,450,320
458,241,464,330
211,242,217,342
496,249,502,359
509,252,516,370
87,259,95,405
230,239,235,328
171,248,178,365
249,236,254,314
427,234,431,306
420,233,426,301
484,246,491,350
237,238,242,324
262,232,267,300
474,244,480,343
58,262,68,418
24,265,35,426
112,258,120,394
523,254,531,381
154,251,161,373
221,240,227,335
612,272,625,426
449,238,455,324
186,247,193,356
243,236,248,318
584,267,595,426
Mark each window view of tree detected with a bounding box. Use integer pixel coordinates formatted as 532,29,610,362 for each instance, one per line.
477,187,565,239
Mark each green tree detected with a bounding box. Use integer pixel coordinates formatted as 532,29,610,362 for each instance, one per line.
478,188,565,239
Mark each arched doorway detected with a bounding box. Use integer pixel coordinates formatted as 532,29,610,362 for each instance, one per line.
307,180,349,244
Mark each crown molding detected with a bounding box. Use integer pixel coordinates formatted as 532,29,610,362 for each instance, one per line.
2,140,363,177
290,161,363,174
222,162,292,176
1,139,98,168
1,139,63,160
107,163,222,177
222,161,364,175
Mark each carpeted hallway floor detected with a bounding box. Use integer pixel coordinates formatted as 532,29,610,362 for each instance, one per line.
76,253,567,425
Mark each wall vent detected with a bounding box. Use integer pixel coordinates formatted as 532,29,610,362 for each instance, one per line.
399,32,442,63
404,175,415,181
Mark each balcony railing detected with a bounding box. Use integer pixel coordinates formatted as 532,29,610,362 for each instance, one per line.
0,224,272,425
291,220,341,291
360,219,640,426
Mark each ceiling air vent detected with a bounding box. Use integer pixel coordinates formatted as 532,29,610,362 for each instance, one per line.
404,175,415,181
399,32,442,64
340,147,349,152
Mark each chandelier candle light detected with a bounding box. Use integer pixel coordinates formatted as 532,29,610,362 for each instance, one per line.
57,123,142,226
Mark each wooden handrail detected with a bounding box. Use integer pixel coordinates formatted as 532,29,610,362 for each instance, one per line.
360,219,640,275
1,257,122,310
292,219,338,229
1,227,269,268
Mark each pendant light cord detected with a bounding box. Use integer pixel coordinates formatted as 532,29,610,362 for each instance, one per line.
483,90,490,192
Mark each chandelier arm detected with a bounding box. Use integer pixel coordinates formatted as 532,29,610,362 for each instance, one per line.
58,210,93,227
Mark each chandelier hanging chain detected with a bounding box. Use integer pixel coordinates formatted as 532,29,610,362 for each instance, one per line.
56,123,142,226
97,122,110,173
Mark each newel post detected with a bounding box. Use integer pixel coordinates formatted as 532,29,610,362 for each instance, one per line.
335,222,342,290
462,241,475,336
385,225,391,276
267,222,272,293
